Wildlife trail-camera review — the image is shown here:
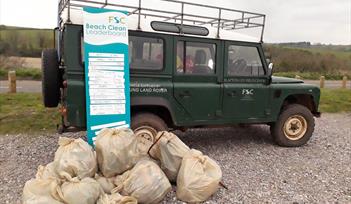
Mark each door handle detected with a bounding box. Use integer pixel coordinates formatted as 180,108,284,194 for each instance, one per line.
226,91,237,97
179,91,191,98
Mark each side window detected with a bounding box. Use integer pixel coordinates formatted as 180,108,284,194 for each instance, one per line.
129,36,163,70
176,41,216,75
81,36,85,64
227,45,264,76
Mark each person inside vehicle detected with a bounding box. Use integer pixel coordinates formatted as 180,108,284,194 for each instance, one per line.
176,42,197,74
185,55,194,73
176,42,184,73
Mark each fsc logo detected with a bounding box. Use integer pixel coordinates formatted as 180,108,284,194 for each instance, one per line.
242,89,254,95
109,16,126,24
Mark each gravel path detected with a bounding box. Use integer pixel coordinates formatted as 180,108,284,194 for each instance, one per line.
1,113,350,204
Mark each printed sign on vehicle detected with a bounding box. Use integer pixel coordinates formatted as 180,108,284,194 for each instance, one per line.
242,89,254,95
83,7,130,146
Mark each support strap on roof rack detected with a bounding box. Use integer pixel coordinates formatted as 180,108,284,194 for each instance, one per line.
137,0,141,30
101,0,108,8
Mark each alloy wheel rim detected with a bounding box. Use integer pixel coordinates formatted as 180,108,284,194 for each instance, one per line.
283,115,307,140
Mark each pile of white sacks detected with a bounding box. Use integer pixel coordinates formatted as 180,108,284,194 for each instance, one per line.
23,128,222,204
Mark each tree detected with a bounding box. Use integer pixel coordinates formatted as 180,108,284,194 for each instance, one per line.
7,30,20,55
38,32,46,48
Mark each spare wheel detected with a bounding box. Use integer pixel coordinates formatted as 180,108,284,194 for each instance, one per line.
41,49,61,107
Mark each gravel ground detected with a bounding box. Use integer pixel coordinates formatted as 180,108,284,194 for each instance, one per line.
1,113,350,204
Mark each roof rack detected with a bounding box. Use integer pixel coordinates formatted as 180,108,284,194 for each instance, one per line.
58,0,266,42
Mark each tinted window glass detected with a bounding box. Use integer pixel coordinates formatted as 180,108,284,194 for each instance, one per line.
129,36,163,70
176,41,216,75
81,36,85,64
227,45,264,76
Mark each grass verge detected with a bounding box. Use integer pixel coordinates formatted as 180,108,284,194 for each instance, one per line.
0,89,350,134
274,72,350,80
319,89,351,113
0,93,59,134
0,68,42,80
0,69,349,81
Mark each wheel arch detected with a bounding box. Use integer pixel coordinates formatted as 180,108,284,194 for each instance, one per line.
131,97,176,128
281,94,319,116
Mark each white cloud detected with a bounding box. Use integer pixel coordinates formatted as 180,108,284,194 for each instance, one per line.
0,0,350,44
0,0,57,28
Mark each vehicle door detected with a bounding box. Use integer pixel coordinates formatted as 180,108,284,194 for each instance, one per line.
173,37,222,123
222,42,270,120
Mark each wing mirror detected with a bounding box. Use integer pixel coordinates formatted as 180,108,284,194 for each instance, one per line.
268,63,274,76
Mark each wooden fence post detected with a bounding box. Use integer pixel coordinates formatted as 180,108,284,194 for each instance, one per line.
295,75,301,79
319,76,325,88
8,71,16,93
341,76,347,89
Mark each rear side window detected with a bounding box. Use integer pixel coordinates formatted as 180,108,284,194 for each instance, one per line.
176,41,216,75
227,45,264,76
129,36,164,70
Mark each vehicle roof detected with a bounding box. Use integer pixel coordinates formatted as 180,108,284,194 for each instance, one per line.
62,9,260,43
59,0,266,43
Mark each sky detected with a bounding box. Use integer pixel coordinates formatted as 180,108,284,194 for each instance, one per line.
0,0,350,45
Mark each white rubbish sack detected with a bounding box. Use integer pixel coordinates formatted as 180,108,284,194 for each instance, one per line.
114,159,171,204
54,137,97,179
22,178,63,204
149,131,190,181
57,173,102,204
95,128,152,177
95,173,116,194
35,162,58,180
97,193,137,204
176,149,222,203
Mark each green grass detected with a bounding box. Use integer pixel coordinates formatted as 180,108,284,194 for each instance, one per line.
274,72,350,80
0,68,42,80
319,89,351,113
1,69,347,81
0,93,59,134
1,89,350,134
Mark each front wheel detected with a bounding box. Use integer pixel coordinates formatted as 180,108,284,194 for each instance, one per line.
131,113,168,143
270,104,315,147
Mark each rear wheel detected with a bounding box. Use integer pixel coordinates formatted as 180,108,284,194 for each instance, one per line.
131,113,168,143
42,49,61,107
270,104,315,147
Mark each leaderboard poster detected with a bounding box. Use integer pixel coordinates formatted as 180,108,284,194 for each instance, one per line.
83,7,130,146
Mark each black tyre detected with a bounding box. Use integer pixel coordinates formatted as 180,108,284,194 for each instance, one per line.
270,104,315,147
131,113,168,143
42,49,60,107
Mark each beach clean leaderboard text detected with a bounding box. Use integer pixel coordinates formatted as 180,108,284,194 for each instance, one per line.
83,7,130,146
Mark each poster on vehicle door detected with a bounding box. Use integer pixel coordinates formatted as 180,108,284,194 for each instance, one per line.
83,7,130,146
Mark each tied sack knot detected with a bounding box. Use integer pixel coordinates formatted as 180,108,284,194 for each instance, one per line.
58,137,75,146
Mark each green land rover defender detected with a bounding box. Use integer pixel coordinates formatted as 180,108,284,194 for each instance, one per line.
42,0,321,147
